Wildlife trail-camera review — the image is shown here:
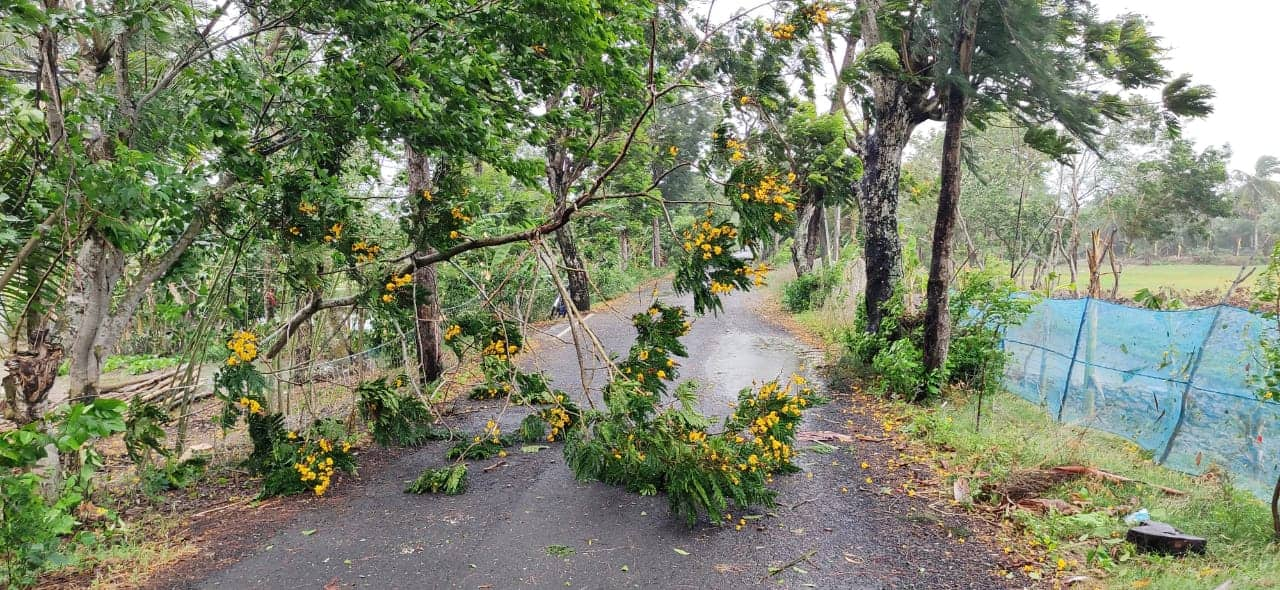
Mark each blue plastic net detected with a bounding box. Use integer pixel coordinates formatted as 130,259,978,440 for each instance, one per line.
1002,297,1280,500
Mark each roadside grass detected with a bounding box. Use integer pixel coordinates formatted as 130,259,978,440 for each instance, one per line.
47,513,197,589
902,390,1279,589
771,276,1278,589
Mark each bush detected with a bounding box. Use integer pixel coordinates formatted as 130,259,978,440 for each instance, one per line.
1,399,126,588
843,269,1034,401
780,264,841,313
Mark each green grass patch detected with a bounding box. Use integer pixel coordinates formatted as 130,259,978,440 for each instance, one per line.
1055,264,1259,298
902,390,1279,589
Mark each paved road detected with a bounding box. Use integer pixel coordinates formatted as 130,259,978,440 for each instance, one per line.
191,286,1010,590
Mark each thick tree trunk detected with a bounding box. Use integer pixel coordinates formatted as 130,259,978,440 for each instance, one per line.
859,102,917,333
412,262,443,382
921,0,979,380
555,227,591,312
791,192,825,276
61,233,125,405
406,145,444,383
545,135,591,312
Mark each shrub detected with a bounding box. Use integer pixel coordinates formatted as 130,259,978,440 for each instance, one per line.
1,399,125,588
843,269,1034,401
780,264,841,313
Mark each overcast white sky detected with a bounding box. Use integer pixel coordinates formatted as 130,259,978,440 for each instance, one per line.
704,0,1277,171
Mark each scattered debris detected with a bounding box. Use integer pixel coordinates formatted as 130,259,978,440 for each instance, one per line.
1126,521,1206,556
952,478,971,503
1052,465,1186,496
796,430,854,443
762,548,818,581
1016,498,1079,514
405,464,468,495
546,545,575,557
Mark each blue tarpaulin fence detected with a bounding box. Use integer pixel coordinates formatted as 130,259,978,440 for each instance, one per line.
1001,297,1280,500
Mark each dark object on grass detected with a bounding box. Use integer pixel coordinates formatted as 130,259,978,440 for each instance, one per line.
1126,521,1206,556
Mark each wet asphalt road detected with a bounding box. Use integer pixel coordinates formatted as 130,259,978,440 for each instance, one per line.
191,286,1011,590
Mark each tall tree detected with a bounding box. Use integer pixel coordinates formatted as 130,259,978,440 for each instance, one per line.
844,0,1213,334
1235,156,1280,253
921,0,980,380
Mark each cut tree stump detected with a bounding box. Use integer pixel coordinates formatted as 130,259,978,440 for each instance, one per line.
1126,521,1206,556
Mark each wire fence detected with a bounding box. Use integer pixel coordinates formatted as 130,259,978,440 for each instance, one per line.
1002,297,1280,501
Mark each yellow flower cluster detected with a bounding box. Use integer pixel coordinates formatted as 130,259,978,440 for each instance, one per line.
351,240,382,263
444,324,462,341
421,189,433,202
450,207,472,223
807,3,832,25
288,226,301,236
381,273,412,303
237,396,264,415
323,222,344,243
475,382,513,400
226,330,258,366
725,138,747,162
544,406,571,442
298,202,319,215
734,263,771,287
681,221,739,260
294,448,336,496
481,338,519,361
738,173,798,224
668,145,679,157
765,22,796,40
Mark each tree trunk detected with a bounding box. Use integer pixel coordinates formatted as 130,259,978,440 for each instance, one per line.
619,228,631,271
555,227,591,312
412,261,443,383
651,217,664,268
921,0,980,381
791,191,825,276
61,233,125,405
858,100,917,333
546,136,590,312
406,145,444,383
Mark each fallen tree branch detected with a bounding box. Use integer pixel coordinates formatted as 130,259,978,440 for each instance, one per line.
1051,465,1186,496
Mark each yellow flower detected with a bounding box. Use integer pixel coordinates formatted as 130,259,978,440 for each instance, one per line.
381,293,394,303
656,370,667,379
450,230,461,239
668,145,679,157
739,95,751,105
422,189,433,201
288,226,301,236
